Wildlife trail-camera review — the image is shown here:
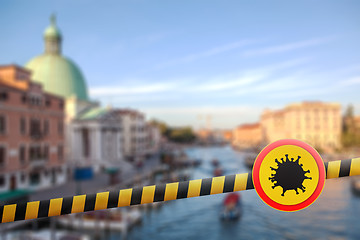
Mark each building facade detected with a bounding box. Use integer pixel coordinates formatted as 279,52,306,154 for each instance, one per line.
232,123,262,149
115,109,149,161
0,65,66,192
261,101,342,151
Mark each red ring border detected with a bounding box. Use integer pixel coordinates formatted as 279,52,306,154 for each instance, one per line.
252,139,326,212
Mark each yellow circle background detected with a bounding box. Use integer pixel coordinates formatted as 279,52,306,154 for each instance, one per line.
258,145,319,205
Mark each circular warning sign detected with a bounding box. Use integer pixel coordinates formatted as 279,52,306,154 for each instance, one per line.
252,139,325,211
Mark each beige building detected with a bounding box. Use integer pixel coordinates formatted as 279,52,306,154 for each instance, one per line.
232,123,262,149
261,101,342,151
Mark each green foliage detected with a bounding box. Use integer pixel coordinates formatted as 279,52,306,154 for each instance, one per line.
149,119,197,143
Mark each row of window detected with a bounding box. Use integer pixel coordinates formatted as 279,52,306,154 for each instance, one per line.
0,168,64,188
0,145,64,167
0,115,63,136
0,90,64,109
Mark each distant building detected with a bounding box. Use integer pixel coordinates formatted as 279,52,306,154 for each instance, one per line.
222,130,233,143
232,123,262,149
261,101,342,151
115,109,149,161
147,123,162,154
70,107,126,172
0,65,66,192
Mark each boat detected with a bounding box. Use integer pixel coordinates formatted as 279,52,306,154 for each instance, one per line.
211,159,220,167
57,208,142,232
213,167,223,177
220,193,242,221
8,230,90,240
351,176,360,196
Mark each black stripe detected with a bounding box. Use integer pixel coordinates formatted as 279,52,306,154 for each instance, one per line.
61,196,73,215
0,205,4,222
83,194,96,212
339,159,352,177
130,187,142,205
177,181,189,199
223,175,236,193
153,184,166,202
200,178,212,196
14,202,27,221
246,173,254,190
38,200,50,218
107,191,119,209
324,162,328,175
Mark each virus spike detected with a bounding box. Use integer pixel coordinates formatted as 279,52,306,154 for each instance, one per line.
304,169,310,173
305,176,312,180
281,189,285,196
295,156,301,163
291,157,294,162
285,154,290,162
295,188,299,194
270,167,277,171
275,158,281,165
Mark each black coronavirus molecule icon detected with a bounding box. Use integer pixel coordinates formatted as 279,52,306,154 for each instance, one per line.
269,154,312,196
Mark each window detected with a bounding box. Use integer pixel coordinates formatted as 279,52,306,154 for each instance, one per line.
44,120,49,135
0,91,8,101
58,145,64,161
0,115,6,134
21,173,26,183
19,146,26,165
21,94,27,103
20,118,26,135
44,145,49,159
82,129,90,158
45,98,51,107
58,121,63,135
30,119,41,138
0,176,5,187
0,146,6,167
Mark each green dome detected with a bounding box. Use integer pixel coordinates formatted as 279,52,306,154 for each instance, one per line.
25,15,89,101
26,54,89,100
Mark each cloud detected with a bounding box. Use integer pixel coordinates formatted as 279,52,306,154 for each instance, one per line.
155,39,255,69
339,76,360,86
242,37,333,57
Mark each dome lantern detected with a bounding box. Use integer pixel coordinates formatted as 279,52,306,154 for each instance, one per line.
44,14,62,54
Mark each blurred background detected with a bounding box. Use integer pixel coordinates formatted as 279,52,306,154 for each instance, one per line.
0,0,360,239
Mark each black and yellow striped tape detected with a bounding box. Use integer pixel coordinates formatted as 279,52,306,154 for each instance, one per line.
0,157,359,224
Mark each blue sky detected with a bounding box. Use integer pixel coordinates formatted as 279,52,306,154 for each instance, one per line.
1,0,360,129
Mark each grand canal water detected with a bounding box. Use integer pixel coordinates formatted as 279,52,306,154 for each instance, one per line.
112,146,360,240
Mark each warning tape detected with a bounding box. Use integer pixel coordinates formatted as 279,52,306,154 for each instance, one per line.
0,157,359,224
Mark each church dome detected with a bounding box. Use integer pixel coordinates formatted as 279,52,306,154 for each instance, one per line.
26,15,89,101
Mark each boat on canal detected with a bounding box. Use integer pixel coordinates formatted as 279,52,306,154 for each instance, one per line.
56,208,142,232
220,193,242,221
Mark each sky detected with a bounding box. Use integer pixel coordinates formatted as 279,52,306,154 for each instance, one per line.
1,0,360,129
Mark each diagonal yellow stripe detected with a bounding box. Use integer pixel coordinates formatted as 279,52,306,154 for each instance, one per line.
350,158,360,176
25,201,40,220
48,198,63,217
141,185,156,204
2,204,16,223
164,182,179,201
187,179,202,198
210,176,225,195
118,189,132,207
327,160,341,179
72,195,86,214
94,192,109,211
234,173,248,191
